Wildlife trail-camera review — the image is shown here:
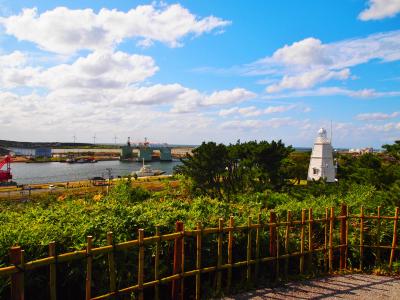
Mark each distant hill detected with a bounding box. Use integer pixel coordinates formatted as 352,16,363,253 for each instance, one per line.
0,139,99,149
0,147,9,155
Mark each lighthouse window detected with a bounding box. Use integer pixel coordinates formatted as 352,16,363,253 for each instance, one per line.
313,168,319,175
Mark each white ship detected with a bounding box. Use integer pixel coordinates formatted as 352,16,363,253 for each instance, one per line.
132,159,165,177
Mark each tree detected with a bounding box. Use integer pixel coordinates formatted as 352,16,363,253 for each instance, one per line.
286,152,310,184
336,149,400,190
176,140,294,198
176,142,228,198
383,140,400,160
253,140,294,190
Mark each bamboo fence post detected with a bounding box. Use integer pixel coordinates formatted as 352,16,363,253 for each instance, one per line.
21,250,25,298
181,228,185,300
284,211,291,279
255,212,261,282
339,204,347,270
217,218,224,293
360,206,364,270
345,205,349,269
269,210,277,281
172,221,184,300
227,216,234,293
376,206,381,265
300,209,306,274
324,208,328,272
276,214,280,281
154,226,161,300
10,246,24,300
389,207,399,271
106,232,116,298
329,207,334,273
308,208,313,273
246,216,252,284
49,241,57,300
138,229,145,300
195,223,202,300
85,236,93,300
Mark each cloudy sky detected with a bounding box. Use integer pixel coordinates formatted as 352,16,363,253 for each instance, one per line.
0,0,399,147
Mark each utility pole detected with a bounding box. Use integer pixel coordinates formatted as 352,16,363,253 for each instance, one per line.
114,135,118,145
93,134,96,145
106,168,112,195
73,135,76,146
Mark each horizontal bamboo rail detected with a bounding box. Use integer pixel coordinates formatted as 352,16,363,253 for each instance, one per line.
0,205,399,300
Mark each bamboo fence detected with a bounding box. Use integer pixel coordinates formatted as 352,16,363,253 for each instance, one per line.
0,204,399,300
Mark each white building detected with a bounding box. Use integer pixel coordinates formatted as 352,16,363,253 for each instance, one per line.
307,128,336,182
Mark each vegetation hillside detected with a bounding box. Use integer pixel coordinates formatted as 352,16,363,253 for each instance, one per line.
0,140,399,298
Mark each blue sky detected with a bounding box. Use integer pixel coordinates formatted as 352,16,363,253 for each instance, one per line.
0,0,399,147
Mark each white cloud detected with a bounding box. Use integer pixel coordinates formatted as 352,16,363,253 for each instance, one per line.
0,48,256,117
0,51,27,67
262,87,400,99
252,31,400,74
203,88,256,106
355,112,400,121
0,87,258,144
36,50,158,89
220,119,264,130
266,68,350,93
0,50,157,90
271,37,330,68
359,0,400,20
365,122,400,132
220,117,293,130
0,66,40,88
219,106,240,117
0,51,41,88
113,84,188,106
42,81,255,114
0,4,230,54
241,30,400,93
171,88,256,113
219,104,300,117
264,104,298,113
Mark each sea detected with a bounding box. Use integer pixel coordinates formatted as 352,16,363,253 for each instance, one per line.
10,160,182,185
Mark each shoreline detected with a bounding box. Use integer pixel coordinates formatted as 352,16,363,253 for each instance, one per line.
0,175,175,197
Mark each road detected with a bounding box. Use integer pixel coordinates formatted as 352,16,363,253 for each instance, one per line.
224,274,400,299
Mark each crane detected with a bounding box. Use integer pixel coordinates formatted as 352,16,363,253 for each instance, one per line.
0,155,12,182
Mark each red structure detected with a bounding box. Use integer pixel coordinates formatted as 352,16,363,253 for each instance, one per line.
0,155,12,182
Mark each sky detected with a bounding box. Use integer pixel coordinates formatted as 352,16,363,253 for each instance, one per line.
0,0,399,148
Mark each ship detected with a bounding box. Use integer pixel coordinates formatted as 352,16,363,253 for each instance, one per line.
66,157,97,163
132,159,165,177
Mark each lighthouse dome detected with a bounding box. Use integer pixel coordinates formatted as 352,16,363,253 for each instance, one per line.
315,128,329,143
318,128,327,137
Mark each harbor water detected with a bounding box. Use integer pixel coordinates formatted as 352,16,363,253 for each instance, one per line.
10,160,182,184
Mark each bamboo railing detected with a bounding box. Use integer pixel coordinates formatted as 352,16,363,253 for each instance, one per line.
0,204,399,300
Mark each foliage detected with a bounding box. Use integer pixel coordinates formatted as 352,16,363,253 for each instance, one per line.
176,140,293,199
382,140,400,160
175,141,228,198
285,152,310,184
337,152,400,194
1,141,400,298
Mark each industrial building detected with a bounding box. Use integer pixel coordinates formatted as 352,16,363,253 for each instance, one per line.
121,137,134,160
34,148,52,158
120,138,172,162
8,147,52,158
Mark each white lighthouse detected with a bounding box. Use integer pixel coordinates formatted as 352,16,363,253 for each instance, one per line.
307,128,336,182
